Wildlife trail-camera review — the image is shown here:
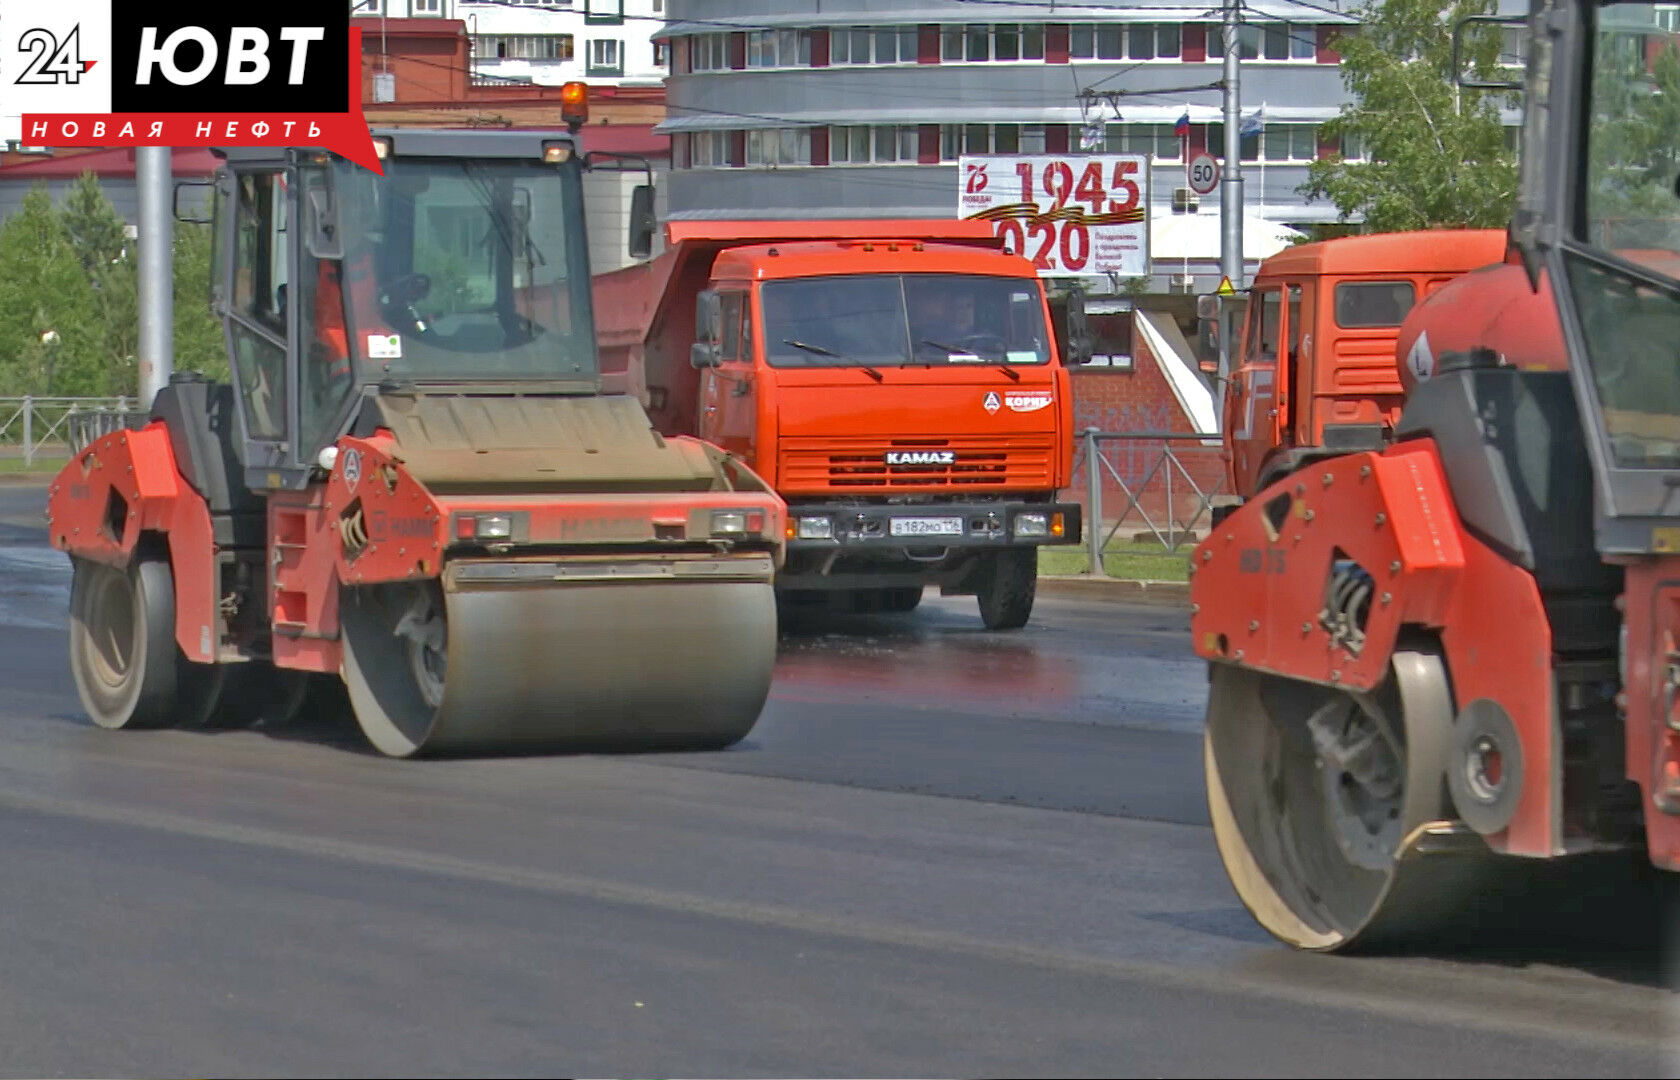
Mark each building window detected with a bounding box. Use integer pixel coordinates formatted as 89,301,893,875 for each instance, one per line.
746,29,812,67
475,35,575,61
1069,24,1094,58
1209,22,1320,61
589,38,623,75
690,33,729,71
942,26,965,60
1128,24,1181,59
1261,124,1320,161
413,0,441,14
831,25,916,64
585,0,624,25
828,124,919,164
746,128,811,166
690,131,731,168
940,124,1042,160
1104,123,1182,161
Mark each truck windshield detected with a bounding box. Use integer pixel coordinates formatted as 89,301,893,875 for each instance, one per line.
760,274,1051,368
1563,1,1680,465
330,156,597,383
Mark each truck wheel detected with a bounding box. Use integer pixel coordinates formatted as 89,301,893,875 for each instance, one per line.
882,587,923,613
68,556,224,730
976,549,1037,630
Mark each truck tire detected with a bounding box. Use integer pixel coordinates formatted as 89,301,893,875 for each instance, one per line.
976,549,1037,630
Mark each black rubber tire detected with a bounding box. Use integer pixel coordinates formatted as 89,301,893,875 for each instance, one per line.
68,557,223,730
976,549,1037,630
881,586,923,613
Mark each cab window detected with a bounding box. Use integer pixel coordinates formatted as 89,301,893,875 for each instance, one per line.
1334,281,1416,328
1246,287,1282,363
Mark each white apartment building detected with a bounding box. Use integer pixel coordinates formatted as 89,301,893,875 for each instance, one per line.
465,0,668,87
354,0,668,86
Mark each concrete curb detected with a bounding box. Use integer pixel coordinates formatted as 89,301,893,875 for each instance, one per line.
1036,574,1190,607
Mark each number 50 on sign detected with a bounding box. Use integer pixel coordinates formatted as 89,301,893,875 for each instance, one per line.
957,153,1151,278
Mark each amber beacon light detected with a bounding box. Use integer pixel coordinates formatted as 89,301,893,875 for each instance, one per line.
561,82,589,133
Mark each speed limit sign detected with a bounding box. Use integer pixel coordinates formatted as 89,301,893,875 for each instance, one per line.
1187,153,1220,196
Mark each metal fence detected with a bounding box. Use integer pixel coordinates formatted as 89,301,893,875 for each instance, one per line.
0,397,142,466
1072,428,1227,577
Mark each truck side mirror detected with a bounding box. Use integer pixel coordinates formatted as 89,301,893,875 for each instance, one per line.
628,183,655,259
691,342,720,369
172,179,214,225
696,288,722,344
1064,292,1093,365
1196,294,1220,321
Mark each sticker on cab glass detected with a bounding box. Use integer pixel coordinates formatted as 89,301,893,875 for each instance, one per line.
367,334,403,359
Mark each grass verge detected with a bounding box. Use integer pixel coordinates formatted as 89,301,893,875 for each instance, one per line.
1038,538,1192,582
0,455,68,475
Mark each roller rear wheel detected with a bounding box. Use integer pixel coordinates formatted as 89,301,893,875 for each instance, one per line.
1203,648,1495,951
68,557,224,731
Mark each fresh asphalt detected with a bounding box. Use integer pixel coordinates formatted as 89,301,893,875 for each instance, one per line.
0,484,1670,1077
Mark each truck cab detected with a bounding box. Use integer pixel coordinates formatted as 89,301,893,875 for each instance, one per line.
1218,229,1507,497
594,221,1087,630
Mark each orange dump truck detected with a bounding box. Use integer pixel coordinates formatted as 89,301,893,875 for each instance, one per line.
594,220,1089,629
1212,229,1509,504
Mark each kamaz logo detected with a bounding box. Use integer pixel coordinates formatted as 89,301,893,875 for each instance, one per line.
886,451,956,466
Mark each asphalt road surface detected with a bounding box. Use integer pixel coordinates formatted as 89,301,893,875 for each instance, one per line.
0,484,1673,1077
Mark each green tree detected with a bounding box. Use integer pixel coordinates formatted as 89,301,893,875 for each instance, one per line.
1583,33,1680,248
61,171,139,392
0,184,107,395
1300,0,1520,231
61,170,128,274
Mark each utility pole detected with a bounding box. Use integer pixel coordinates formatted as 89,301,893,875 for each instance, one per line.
136,147,173,408
1218,0,1246,378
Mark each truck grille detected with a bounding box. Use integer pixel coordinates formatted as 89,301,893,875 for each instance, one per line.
780,436,1056,491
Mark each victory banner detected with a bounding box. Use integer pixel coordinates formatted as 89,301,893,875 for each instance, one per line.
958,153,1151,278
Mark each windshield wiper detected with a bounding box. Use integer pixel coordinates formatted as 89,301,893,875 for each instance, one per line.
783,339,883,381
782,338,840,357
919,339,1020,380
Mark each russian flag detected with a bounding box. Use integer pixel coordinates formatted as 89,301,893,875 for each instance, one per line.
1174,110,1191,138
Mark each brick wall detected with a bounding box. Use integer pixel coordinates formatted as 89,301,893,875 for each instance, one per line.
1065,326,1227,537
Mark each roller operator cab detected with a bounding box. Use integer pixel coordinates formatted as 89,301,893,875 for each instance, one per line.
1190,0,1680,952
596,222,1088,631
47,126,786,759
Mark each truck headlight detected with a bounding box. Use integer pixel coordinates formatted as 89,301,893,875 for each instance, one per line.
796,515,833,540
1014,512,1049,538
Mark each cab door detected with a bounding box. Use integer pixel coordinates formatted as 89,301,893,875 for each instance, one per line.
698,289,757,463
1227,285,1283,494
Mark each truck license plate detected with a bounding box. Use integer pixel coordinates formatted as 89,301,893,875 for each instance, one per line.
890,516,963,537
